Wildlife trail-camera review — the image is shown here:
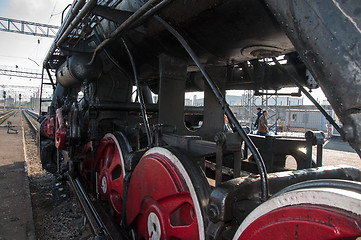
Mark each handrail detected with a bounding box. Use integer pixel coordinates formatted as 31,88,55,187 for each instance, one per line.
43,0,86,68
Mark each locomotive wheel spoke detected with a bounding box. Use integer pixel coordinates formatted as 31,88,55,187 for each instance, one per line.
126,147,209,240
81,142,93,184
164,222,197,239
104,144,114,169
107,149,119,173
158,193,194,221
153,193,198,239
94,133,127,224
110,177,123,193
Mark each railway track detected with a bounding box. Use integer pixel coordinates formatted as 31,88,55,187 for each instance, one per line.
22,110,38,136
0,110,16,125
22,109,123,240
68,177,125,240
24,110,39,121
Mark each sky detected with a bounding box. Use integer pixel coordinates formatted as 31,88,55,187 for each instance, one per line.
0,0,73,100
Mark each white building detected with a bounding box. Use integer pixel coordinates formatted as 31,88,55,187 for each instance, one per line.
285,109,333,131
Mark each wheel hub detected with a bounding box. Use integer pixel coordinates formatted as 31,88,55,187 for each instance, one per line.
101,175,107,194
148,212,161,240
125,147,209,240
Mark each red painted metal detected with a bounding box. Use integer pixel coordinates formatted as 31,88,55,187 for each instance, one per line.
41,116,55,138
237,205,361,240
94,136,125,223
81,142,92,184
126,151,200,240
55,108,66,149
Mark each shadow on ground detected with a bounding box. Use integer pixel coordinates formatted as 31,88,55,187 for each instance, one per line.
323,137,356,153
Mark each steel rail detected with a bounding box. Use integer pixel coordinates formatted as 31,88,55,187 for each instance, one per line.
22,110,38,137
24,110,39,120
22,109,120,238
0,110,16,125
68,176,108,238
23,109,122,238
68,176,128,239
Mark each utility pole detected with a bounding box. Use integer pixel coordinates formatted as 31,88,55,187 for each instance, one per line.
2,90,5,110
18,93,21,109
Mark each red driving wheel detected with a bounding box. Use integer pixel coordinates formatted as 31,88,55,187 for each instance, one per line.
126,147,209,240
81,142,92,185
94,133,128,223
233,185,361,240
40,116,55,138
55,108,66,149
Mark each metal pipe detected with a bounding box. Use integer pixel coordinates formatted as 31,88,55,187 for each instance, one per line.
273,58,341,132
122,38,153,146
43,0,90,68
44,0,86,66
154,15,269,200
129,0,174,27
57,0,97,49
272,57,361,158
61,0,85,32
61,4,72,24
89,0,172,65
91,102,203,113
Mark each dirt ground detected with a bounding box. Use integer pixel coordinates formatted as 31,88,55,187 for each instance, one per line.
22,115,93,240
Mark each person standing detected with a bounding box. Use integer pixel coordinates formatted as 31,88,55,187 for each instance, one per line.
258,110,269,136
254,107,262,129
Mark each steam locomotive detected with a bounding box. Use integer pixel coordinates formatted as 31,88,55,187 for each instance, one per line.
39,0,361,239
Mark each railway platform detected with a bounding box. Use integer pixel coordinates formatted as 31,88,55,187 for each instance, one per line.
0,111,35,240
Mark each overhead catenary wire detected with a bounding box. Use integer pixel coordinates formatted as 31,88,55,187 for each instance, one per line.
47,1,58,24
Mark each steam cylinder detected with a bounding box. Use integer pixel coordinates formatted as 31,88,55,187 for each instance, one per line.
56,54,102,88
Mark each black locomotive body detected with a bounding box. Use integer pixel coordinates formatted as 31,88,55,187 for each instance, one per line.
39,0,361,239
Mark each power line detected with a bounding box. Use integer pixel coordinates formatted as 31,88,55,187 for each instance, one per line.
0,65,52,80
0,17,59,38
